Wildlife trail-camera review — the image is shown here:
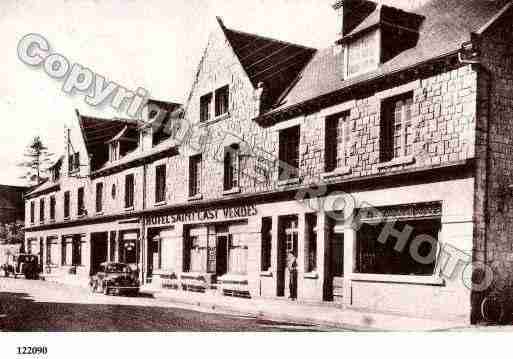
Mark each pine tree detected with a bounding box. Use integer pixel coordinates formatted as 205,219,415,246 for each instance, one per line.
18,136,54,185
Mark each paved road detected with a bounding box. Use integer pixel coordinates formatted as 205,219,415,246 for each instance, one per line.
0,278,329,331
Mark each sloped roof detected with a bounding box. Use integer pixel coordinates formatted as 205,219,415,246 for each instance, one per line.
92,138,179,177
26,178,59,197
339,3,425,43
78,115,142,155
261,0,510,119
218,18,316,109
146,99,182,114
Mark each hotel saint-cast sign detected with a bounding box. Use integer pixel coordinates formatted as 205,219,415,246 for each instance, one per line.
145,204,258,226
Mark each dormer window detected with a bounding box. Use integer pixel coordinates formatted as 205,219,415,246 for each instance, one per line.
108,125,138,161
110,142,119,162
334,1,423,78
345,30,379,78
68,152,80,173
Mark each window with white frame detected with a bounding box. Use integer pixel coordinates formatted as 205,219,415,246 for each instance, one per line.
64,191,70,219
189,154,202,197
200,93,212,123
278,126,300,181
39,198,45,222
96,183,103,213
224,144,239,191
380,92,414,162
356,216,440,276
228,233,248,275
125,174,135,208
346,31,379,77
325,111,350,172
30,201,35,224
77,187,85,216
50,195,56,221
215,85,229,117
155,164,166,204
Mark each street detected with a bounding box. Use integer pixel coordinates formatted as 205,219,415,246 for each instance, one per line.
0,278,329,331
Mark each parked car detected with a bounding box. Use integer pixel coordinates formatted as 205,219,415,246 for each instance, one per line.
89,262,140,296
1,254,40,279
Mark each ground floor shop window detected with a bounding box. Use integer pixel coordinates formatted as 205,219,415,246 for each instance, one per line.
186,235,207,272
183,223,249,276
62,236,82,266
47,238,59,266
356,218,440,276
119,232,139,265
148,228,176,274
228,234,248,275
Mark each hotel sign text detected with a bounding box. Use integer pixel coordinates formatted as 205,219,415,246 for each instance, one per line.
145,204,257,226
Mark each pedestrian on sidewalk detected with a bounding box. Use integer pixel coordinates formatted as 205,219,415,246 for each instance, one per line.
286,250,297,300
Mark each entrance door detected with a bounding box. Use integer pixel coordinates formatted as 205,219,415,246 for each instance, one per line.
216,235,228,277
277,216,298,298
90,233,108,275
328,233,344,302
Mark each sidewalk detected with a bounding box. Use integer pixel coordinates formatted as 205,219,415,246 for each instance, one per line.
141,286,467,331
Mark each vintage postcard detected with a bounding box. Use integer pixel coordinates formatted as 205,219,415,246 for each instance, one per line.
1,0,513,356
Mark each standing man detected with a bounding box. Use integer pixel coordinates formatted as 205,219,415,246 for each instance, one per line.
286,250,297,300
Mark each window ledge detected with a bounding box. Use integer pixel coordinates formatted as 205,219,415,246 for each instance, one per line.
349,273,445,286
278,177,300,186
223,187,241,196
304,271,319,279
77,214,87,218
260,270,273,277
154,201,167,207
63,217,70,221
124,207,134,212
377,155,415,169
48,219,56,224
218,273,248,283
188,194,203,201
199,112,231,127
95,211,104,216
321,167,352,180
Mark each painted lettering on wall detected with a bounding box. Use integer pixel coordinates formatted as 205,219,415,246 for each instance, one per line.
145,204,257,226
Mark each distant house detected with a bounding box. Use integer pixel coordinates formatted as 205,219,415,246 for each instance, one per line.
0,185,26,224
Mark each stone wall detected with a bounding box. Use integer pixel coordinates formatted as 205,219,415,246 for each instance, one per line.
473,10,513,322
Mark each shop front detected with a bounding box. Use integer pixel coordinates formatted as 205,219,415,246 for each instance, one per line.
143,203,259,296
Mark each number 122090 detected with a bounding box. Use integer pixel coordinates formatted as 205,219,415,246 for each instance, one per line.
17,346,47,355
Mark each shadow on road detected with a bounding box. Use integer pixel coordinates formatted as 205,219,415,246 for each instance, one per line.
0,290,322,332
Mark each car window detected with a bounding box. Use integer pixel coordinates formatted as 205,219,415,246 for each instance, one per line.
106,263,130,273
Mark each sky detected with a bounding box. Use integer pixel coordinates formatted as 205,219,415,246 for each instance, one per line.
1,0,420,186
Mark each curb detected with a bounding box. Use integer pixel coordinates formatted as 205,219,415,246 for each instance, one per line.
145,289,375,331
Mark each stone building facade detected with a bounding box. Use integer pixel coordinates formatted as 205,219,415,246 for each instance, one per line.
25,0,513,324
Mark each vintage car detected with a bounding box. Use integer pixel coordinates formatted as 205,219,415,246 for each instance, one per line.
89,262,140,296
1,254,40,279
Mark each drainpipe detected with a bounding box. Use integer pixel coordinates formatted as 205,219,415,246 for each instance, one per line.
141,159,148,284
459,36,492,319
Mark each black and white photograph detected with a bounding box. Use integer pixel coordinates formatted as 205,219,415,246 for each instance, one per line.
1,0,513,356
